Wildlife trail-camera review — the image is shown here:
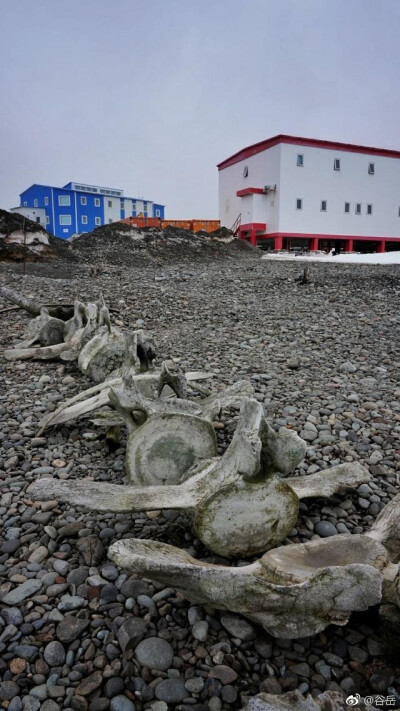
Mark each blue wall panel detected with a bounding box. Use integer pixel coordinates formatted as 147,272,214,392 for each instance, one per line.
18,183,164,239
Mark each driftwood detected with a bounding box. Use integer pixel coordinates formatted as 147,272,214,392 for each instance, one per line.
29,399,371,558
0,286,74,319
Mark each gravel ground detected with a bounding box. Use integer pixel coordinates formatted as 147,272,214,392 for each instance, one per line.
0,256,400,711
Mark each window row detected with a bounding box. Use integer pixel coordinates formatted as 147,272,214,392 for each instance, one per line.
31,196,142,210
59,215,102,226
296,154,375,174
296,199,373,215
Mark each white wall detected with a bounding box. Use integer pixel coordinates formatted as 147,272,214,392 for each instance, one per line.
123,199,132,215
279,143,400,237
103,197,122,224
219,140,400,239
218,144,281,231
10,206,46,228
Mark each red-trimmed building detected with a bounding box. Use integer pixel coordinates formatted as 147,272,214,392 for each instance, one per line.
217,135,400,252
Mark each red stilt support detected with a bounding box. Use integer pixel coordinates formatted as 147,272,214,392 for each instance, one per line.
274,235,283,250
250,229,257,247
309,236,319,251
377,240,386,253
344,239,354,252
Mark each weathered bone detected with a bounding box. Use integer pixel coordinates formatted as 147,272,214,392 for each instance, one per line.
29,399,371,557
19,308,65,347
157,360,187,399
366,492,400,561
35,370,214,435
0,286,74,319
104,492,400,638
241,690,370,711
286,462,371,499
108,535,384,638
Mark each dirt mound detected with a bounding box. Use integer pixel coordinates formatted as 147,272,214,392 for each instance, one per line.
0,209,74,262
72,223,257,266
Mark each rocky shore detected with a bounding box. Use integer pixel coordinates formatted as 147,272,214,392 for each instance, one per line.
1,257,399,710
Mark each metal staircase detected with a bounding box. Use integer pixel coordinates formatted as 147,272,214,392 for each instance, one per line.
230,213,241,237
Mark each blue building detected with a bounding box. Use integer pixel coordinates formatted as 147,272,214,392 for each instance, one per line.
16,181,165,239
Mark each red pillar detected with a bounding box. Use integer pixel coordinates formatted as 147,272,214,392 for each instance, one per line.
309,236,319,251
274,235,283,250
377,240,386,253
344,238,354,252
250,229,257,247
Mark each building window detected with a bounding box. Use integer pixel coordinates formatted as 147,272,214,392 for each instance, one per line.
44,197,49,206
368,163,375,174
296,198,302,210
243,166,248,178
334,158,340,171
108,200,112,207
95,217,101,225
36,216,41,223
155,209,161,217
344,202,350,213
59,215,71,225
58,195,71,206
355,203,361,215
81,196,87,205
109,219,113,223
297,154,304,167
367,204,373,215
121,202,124,209
320,200,327,212
23,202,27,206
34,199,38,207
81,215,88,224
132,202,136,210
46,216,50,224
94,198,100,207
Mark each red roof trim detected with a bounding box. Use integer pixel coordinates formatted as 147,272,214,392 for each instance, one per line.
236,187,264,196
260,231,400,241
217,134,400,170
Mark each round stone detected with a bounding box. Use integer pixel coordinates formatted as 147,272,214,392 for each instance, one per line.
105,677,125,698
154,678,187,704
134,638,173,671
315,521,337,537
0,681,20,701
110,696,135,711
44,641,66,666
192,620,209,641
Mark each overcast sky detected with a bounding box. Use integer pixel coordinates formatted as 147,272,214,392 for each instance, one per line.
1,0,399,219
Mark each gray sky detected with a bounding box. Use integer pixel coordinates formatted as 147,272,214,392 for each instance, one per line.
1,0,400,219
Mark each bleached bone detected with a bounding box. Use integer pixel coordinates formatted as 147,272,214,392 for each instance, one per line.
108,377,255,486
367,492,400,561
241,690,367,711
19,308,65,347
0,286,74,320
286,462,371,499
108,534,385,639
158,360,187,399
29,399,371,557
35,369,214,435
4,298,103,361
105,491,400,638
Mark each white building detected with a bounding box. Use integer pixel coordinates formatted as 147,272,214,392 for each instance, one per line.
10,205,47,229
218,135,400,252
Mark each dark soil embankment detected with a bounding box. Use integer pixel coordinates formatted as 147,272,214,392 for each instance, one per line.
71,223,257,266
0,209,74,262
